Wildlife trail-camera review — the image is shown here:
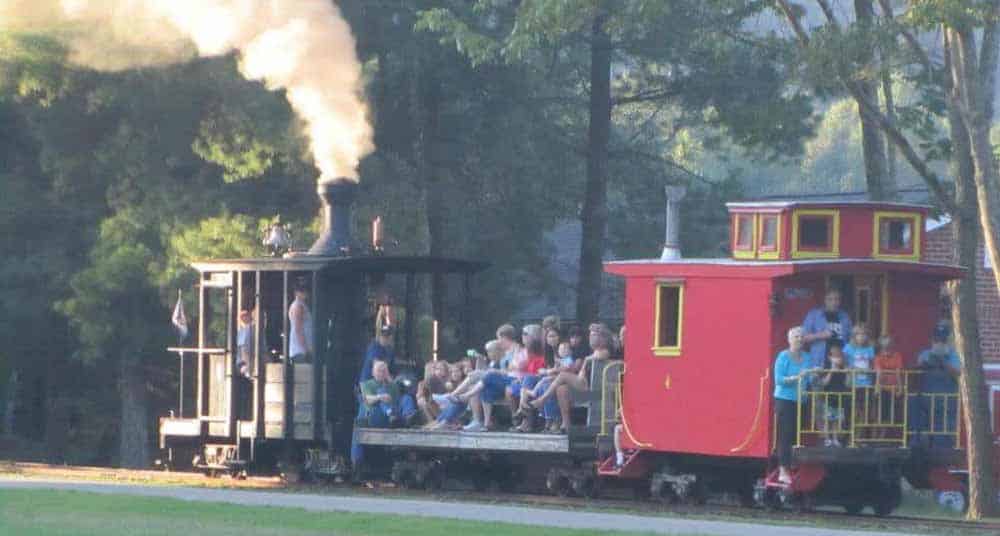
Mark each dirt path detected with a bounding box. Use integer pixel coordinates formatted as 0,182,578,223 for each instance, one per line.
0,476,919,536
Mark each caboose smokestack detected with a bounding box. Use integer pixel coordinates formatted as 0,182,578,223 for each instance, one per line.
661,186,686,261
308,179,357,256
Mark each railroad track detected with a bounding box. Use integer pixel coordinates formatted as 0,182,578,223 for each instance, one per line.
2,461,997,534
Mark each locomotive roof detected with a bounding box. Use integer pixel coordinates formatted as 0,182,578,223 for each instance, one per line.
604,258,964,279
191,254,488,275
725,200,932,210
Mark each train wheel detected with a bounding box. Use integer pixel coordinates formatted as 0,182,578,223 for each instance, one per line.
843,501,865,515
650,480,679,505
571,476,598,499
871,479,901,517
546,469,571,497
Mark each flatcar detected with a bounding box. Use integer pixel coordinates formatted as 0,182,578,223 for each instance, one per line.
159,182,979,515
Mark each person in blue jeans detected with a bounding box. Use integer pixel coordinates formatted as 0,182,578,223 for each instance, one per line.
909,325,961,448
351,359,417,467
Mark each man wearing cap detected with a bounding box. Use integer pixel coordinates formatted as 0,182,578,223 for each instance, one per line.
912,325,961,448
359,325,396,383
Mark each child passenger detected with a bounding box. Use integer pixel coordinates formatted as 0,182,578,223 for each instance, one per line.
818,339,850,447
874,334,904,439
845,324,876,437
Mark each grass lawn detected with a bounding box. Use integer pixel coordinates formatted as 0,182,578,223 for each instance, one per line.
0,489,683,536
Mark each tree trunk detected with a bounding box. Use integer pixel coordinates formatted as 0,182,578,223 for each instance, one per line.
118,358,150,469
945,27,997,520
853,0,890,200
575,12,612,324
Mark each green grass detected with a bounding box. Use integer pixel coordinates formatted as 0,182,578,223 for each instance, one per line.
0,489,685,536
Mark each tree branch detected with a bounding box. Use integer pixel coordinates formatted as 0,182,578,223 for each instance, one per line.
978,0,1000,122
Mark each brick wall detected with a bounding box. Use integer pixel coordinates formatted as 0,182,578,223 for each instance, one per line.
926,224,1000,363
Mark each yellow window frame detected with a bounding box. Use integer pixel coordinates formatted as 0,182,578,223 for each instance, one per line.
757,213,782,260
791,209,841,259
652,281,684,357
872,211,922,261
733,213,757,259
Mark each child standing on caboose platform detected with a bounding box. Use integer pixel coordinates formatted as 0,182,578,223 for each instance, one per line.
818,339,850,447
874,334,904,440
845,324,876,439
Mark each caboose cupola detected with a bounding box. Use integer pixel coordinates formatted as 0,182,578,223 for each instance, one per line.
725,201,927,262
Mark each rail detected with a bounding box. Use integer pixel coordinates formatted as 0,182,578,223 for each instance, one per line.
794,369,961,449
599,361,624,437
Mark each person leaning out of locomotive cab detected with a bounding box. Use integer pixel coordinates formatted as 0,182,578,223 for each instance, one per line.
359,324,396,383
359,359,416,428
773,326,809,484
416,360,450,426
288,286,314,363
844,324,876,435
802,289,852,369
873,334,904,439
912,325,961,448
817,338,850,447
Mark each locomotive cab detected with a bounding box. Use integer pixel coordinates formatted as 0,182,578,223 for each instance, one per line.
603,200,967,513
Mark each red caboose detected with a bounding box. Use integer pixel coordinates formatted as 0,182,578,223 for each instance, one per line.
602,200,966,513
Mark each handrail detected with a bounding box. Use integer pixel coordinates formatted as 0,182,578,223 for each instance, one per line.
790,368,961,449
599,361,624,436
167,347,227,355
730,366,771,453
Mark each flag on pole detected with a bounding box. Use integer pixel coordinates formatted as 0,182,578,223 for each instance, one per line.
172,289,189,340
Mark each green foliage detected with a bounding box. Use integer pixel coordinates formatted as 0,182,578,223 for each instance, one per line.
0,32,69,105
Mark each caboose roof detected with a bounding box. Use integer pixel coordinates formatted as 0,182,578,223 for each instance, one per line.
604,258,964,280
725,200,932,211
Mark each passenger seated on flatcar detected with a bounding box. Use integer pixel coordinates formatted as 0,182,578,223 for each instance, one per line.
505,324,547,429
515,341,577,433
358,360,417,427
429,340,503,430
909,325,961,448
446,361,467,391
497,324,522,371
416,361,450,425
528,327,613,434
568,326,591,361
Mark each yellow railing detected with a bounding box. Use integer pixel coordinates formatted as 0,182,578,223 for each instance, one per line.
599,361,624,437
794,369,961,449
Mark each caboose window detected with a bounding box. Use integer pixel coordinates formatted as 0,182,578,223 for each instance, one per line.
791,209,839,258
735,215,754,249
799,216,831,249
759,215,778,250
873,212,920,260
654,283,683,356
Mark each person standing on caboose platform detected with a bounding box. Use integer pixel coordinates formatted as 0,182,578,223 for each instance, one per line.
288,286,314,363
911,325,961,448
774,326,809,484
802,289,852,369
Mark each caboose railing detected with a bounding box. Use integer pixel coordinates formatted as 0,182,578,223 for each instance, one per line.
599,361,624,437
793,370,961,449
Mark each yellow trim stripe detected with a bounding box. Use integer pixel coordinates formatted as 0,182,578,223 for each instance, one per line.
652,282,684,357
872,211,922,261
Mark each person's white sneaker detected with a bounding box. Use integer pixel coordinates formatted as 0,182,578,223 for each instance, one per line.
823,438,833,447
463,421,484,432
831,437,842,447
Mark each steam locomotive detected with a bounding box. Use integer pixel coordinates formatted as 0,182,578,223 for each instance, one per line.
158,182,978,515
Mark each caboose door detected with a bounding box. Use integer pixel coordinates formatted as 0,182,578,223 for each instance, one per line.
827,274,885,337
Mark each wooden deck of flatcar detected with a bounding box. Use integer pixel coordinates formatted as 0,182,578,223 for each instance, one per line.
356,427,596,454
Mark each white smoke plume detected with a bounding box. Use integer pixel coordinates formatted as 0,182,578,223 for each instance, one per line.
1,0,374,181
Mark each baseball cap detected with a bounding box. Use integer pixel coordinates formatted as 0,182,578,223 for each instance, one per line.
932,324,950,342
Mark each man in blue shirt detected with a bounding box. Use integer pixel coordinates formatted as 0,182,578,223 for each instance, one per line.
802,289,852,369
359,325,396,383
911,325,961,448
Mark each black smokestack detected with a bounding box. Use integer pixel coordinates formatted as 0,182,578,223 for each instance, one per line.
308,178,357,256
